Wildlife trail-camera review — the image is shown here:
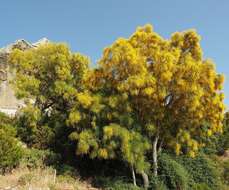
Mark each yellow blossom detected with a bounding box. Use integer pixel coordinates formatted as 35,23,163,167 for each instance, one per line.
77,92,93,108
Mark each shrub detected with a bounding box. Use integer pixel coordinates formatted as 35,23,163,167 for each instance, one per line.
93,176,143,190
15,106,55,149
0,112,14,125
149,177,168,190
201,112,229,155
0,124,22,173
157,153,192,190
222,160,229,185
56,164,78,177
176,153,222,189
218,112,229,153
192,183,211,190
20,148,61,168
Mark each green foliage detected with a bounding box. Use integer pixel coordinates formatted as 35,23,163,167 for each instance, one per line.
157,153,191,190
176,154,222,189
150,153,226,190
93,177,143,190
192,183,211,190
149,177,168,190
217,112,229,154
57,164,76,175
10,43,90,151
0,112,14,125
21,148,61,168
0,122,22,173
16,105,55,149
221,160,229,186
102,123,151,172
201,112,229,155
9,44,95,171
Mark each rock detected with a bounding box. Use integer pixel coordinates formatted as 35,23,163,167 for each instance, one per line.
0,38,49,116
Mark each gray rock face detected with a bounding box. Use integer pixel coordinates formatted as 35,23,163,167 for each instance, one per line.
0,38,49,115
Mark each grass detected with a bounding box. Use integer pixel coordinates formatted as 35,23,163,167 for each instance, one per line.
0,166,98,190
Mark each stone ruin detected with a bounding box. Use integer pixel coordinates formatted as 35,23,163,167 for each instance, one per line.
0,38,49,116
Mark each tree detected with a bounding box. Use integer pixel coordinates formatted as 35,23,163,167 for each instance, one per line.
9,43,91,152
88,24,225,183
68,86,151,188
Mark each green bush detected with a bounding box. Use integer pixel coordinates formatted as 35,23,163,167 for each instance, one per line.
93,176,143,190
192,183,211,190
201,112,229,155
157,153,192,190
0,124,22,173
56,164,79,177
20,148,61,168
15,106,55,149
0,112,14,125
176,153,222,189
218,112,229,153
149,177,168,190
222,160,229,185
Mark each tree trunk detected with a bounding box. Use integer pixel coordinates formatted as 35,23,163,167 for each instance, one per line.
131,165,137,186
158,139,163,154
153,134,159,177
141,170,149,189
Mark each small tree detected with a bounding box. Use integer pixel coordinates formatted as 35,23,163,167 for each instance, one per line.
68,92,151,188
9,43,91,152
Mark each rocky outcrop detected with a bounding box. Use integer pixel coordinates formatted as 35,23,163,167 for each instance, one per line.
0,38,49,115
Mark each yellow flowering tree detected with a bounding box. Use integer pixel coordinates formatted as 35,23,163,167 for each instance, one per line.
68,91,151,188
89,24,225,182
9,43,93,150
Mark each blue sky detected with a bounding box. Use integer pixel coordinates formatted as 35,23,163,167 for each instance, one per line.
0,0,228,106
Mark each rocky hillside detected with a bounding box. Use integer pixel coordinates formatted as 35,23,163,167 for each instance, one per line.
0,39,49,115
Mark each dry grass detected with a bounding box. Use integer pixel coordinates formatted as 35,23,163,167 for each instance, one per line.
0,167,98,190
220,150,229,161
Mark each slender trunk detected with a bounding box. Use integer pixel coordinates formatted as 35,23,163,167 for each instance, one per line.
158,139,163,154
153,134,159,177
131,165,137,186
53,169,56,184
141,170,149,189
